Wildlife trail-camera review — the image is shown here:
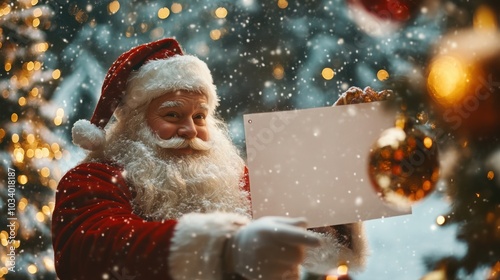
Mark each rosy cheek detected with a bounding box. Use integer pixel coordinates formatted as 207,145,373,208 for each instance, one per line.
157,126,177,140
198,128,210,141
148,120,175,140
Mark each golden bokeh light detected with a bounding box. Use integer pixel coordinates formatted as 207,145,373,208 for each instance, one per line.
171,3,182,13
487,171,495,180
337,264,349,275
27,264,37,274
33,7,43,17
51,143,60,151
32,18,40,27
27,134,35,144
49,201,55,212
210,29,222,40
423,137,433,149
473,5,497,31
18,174,28,185
278,0,288,9
27,149,35,158
19,75,30,87
54,117,62,126
30,88,39,97
54,108,64,125
36,212,45,222
427,55,469,106
35,42,49,52
12,133,20,143
0,4,11,16
35,148,43,158
5,62,12,71
272,64,285,80
11,113,18,122
26,61,35,71
108,1,120,14
34,61,42,70
377,69,390,81
42,147,50,157
158,7,170,19
43,256,55,271
215,7,228,19
0,231,7,241
49,178,58,189
40,167,50,178
52,69,61,79
54,150,63,160
19,198,28,211
42,205,51,216
18,96,27,106
322,67,335,80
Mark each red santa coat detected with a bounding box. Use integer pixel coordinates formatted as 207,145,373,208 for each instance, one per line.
52,161,251,280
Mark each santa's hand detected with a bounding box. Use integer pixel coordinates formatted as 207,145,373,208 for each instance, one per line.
223,216,321,280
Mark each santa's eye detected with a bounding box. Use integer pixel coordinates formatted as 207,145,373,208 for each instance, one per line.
194,114,206,120
163,112,180,119
193,113,207,125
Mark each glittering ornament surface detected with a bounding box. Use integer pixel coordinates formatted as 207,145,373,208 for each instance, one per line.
368,123,440,211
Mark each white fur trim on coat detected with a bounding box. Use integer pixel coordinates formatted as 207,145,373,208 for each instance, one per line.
125,55,219,113
168,212,250,280
302,222,368,275
71,119,106,151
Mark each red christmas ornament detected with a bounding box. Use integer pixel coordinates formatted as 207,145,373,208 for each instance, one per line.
349,0,424,22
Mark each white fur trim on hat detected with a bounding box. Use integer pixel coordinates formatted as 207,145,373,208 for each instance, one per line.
124,55,219,113
168,212,250,279
72,119,106,151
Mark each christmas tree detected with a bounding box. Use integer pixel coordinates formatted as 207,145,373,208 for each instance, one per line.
0,0,64,279
1,0,499,279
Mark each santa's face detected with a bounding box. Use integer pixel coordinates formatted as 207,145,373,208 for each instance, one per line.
145,90,210,156
102,90,250,220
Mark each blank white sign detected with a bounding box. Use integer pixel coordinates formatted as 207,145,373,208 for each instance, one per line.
244,102,411,228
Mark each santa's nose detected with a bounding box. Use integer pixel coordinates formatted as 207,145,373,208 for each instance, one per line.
177,120,197,139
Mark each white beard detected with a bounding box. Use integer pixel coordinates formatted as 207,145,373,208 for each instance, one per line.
87,109,251,221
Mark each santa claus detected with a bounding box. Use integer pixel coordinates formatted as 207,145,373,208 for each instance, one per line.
52,38,366,280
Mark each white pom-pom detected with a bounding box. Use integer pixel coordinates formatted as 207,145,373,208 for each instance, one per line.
72,119,106,151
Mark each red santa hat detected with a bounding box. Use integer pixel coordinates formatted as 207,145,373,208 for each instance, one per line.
72,38,219,151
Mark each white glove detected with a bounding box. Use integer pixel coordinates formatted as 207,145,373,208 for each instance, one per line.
223,216,321,280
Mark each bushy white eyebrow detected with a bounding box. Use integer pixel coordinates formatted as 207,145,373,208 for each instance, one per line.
198,103,210,111
159,100,210,111
159,100,184,109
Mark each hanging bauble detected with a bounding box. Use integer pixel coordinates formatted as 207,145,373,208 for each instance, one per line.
368,118,440,211
346,0,428,37
426,29,500,140
351,0,424,22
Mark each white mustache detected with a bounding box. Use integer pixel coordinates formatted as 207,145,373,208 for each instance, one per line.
154,136,212,151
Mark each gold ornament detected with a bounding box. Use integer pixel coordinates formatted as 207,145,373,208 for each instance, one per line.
368,120,440,211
